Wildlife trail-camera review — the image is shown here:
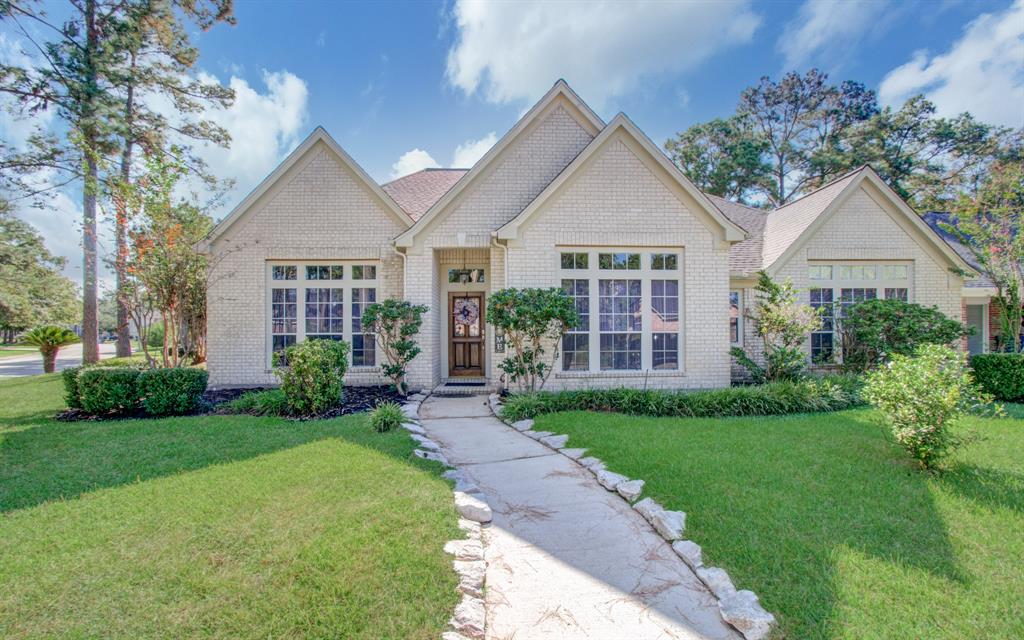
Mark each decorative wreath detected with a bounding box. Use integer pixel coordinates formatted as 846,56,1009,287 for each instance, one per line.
453,298,480,325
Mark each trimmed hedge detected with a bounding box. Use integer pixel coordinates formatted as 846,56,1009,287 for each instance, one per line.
971,353,1024,402
62,366,84,408
138,368,209,416
77,367,141,415
499,376,864,422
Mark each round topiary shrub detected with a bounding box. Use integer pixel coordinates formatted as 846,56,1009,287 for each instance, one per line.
138,368,209,416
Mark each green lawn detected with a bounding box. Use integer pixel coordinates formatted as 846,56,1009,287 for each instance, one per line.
0,375,460,639
536,406,1024,639
0,345,36,359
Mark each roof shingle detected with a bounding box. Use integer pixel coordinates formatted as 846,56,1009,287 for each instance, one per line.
381,168,468,220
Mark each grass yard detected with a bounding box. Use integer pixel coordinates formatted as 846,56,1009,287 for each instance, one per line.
536,406,1024,640
0,344,36,359
0,375,460,639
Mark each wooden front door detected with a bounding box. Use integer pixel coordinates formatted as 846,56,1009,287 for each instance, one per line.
449,292,485,377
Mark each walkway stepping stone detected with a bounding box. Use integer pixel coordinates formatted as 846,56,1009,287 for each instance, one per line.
672,540,703,569
596,469,628,491
719,590,776,640
696,566,737,599
539,433,569,449
454,491,492,523
616,479,645,502
509,419,533,431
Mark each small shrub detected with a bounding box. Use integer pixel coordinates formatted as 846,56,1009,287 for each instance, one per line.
487,287,578,392
224,388,289,415
276,339,350,416
78,367,142,415
864,344,994,470
138,368,209,416
369,401,404,433
499,376,863,422
360,299,428,396
92,356,147,369
147,323,165,348
970,353,1024,402
62,366,83,408
839,299,968,373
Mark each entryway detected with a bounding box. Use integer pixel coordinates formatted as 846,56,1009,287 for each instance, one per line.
448,292,485,377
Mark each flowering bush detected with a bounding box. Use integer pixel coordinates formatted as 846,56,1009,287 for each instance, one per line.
864,344,995,470
275,339,349,416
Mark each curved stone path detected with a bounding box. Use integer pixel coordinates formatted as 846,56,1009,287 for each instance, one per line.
420,394,740,640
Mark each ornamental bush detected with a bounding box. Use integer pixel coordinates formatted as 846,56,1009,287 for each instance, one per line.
839,299,968,373
224,388,289,416
487,287,578,392
369,401,404,433
499,375,863,422
970,353,1024,401
62,366,83,408
864,344,994,470
78,367,142,415
275,339,349,416
360,299,428,396
137,368,209,416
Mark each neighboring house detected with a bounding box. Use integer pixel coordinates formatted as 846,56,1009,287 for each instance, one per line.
201,80,978,391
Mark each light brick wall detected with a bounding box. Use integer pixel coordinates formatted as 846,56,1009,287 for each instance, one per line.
509,136,733,390
207,142,407,388
734,184,965,378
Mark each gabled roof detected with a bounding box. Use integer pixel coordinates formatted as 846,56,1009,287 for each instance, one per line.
709,195,766,274
394,79,605,248
922,212,995,288
201,127,414,249
496,113,748,243
382,168,468,220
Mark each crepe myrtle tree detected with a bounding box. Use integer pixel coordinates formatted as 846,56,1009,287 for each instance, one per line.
360,299,428,397
487,287,578,393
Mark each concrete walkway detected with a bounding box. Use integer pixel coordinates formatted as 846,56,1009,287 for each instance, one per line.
420,395,740,640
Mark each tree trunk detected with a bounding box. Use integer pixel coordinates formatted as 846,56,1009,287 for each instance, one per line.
42,348,57,374
115,53,136,359
81,0,100,365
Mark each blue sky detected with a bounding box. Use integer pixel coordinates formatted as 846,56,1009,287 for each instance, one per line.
2,0,1023,284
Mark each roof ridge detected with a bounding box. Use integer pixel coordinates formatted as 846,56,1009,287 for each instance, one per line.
379,167,468,188
771,164,868,212
706,193,768,214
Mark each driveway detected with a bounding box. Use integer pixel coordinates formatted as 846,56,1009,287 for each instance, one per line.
0,343,119,377
419,394,739,640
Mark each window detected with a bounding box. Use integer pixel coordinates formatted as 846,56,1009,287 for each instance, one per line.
267,263,378,368
561,279,590,370
599,279,642,370
306,265,343,280
729,291,742,345
840,287,877,311
808,265,832,280
271,288,297,363
885,287,908,301
272,265,297,281
809,288,834,362
838,265,877,280
560,252,588,269
351,288,376,366
651,280,679,369
447,268,486,283
598,252,640,270
651,253,678,270
882,265,908,280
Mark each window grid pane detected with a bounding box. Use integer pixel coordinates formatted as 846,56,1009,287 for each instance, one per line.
272,265,297,281
598,253,640,270
271,287,297,363
730,291,740,344
651,253,678,270
305,288,344,338
561,278,590,371
351,287,377,366
885,287,908,301
560,252,588,269
599,279,641,370
809,288,834,362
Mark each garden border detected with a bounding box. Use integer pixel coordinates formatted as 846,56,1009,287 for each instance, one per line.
401,394,491,640
486,392,776,640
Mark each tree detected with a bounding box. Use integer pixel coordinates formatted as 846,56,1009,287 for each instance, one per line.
944,160,1024,352
0,208,79,342
22,325,79,373
665,116,769,204
360,299,428,397
737,70,878,206
487,288,577,393
731,271,822,382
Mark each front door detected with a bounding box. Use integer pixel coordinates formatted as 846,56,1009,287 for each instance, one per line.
449,292,485,377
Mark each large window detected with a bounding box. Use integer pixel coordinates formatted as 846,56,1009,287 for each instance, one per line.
266,262,378,367
557,249,682,373
729,291,742,346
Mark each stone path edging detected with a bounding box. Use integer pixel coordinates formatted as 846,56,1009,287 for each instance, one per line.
487,393,776,640
402,393,489,640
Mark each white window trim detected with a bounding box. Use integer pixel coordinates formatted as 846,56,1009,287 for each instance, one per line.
265,261,380,370
555,247,684,374
730,290,743,347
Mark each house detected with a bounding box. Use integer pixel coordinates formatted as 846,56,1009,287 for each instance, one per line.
201,80,981,391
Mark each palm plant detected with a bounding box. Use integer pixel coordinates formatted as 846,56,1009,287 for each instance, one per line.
22,326,80,373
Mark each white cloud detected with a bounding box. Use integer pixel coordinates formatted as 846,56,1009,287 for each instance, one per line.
445,0,760,109
451,132,496,168
777,0,890,70
879,0,1024,127
390,149,440,179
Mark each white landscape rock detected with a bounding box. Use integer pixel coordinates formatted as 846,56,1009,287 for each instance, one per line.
401,404,420,419
633,497,664,521
454,491,492,523
407,393,426,402
523,430,553,441
595,469,628,491
449,595,486,638
454,477,479,494
579,456,606,472
561,447,587,460
401,422,425,435
444,538,484,562
453,559,486,598
539,434,569,449
719,590,776,640
457,518,482,538
696,566,737,599
442,632,470,640
410,434,441,451
616,479,645,502
509,419,534,432
413,449,450,466
672,540,703,569
650,509,686,540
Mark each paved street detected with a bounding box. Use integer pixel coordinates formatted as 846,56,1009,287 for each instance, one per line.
0,342,119,377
